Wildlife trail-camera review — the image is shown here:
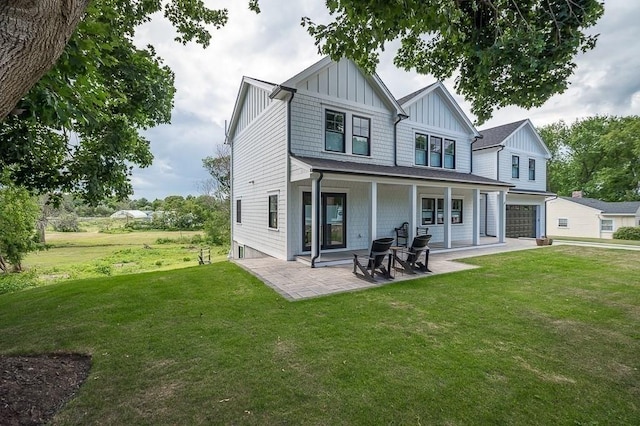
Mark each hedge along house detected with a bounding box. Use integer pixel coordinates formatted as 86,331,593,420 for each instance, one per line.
227,57,514,265
472,119,554,239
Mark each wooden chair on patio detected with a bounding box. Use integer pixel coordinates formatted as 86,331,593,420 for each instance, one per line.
393,235,432,274
394,222,409,247
353,237,395,282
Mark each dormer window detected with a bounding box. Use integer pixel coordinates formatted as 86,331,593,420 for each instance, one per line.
325,110,345,152
415,133,456,169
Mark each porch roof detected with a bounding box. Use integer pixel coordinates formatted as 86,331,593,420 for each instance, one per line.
509,189,556,197
292,155,513,189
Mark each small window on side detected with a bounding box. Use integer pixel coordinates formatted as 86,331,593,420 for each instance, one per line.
236,199,242,223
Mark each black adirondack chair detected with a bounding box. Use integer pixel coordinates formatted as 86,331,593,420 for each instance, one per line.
394,222,409,247
394,235,432,273
353,237,394,282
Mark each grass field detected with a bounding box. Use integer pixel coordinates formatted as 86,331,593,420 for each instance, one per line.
1,245,638,424
7,230,228,291
550,235,640,246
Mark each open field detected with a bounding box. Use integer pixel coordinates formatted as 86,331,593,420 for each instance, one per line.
11,230,227,289
1,246,639,424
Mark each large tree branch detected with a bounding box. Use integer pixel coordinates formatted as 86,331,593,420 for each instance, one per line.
0,0,90,119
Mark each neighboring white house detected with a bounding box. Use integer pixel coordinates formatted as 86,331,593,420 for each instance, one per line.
472,119,553,238
227,57,550,265
547,196,640,239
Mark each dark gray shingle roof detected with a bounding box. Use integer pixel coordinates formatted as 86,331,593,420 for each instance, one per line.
475,119,528,150
397,83,438,106
293,155,513,188
561,197,640,214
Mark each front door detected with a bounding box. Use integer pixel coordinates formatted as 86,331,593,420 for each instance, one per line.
302,192,347,251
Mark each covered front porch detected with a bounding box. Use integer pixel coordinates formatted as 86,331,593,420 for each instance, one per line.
289,156,512,266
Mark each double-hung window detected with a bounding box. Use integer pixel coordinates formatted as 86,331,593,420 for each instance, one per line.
529,159,536,180
268,195,278,229
325,110,345,152
415,133,428,165
352,116,370,156
444,139,455,169
430,136,443,167
236,200,242,224
512,155,520,179
421,197,463,224
600,219,613,231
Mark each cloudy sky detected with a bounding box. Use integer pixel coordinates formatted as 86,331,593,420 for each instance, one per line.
131,0,640,201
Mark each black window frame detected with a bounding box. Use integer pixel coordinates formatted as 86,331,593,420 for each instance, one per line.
268,194,278,229
236,199,242,224
444,139,455,169
422,197,463,225
325,110,345,153
528,158,536,180
352,115,371,156
415,133,428,166
512,155,520,179
421,198,435,225
430,136,443,168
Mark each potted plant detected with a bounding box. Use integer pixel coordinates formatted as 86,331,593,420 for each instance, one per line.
536,236,553,246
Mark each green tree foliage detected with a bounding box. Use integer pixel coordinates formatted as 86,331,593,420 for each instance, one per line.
303,0,603,123
613,227,640,241
0,183,40,273
202,145,231,200
0,0,244,205
539,116,640,201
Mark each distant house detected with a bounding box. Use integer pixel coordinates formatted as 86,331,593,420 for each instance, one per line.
110,210,150,220
227,57,551,265
472,119,553,238
547,195,640,239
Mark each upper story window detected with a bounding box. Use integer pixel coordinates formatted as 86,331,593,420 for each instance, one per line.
512,155,520,179
430,137,442,167
325,110,345,153
529,158,536,180
415,133,456,169
415,133,428,165
352,116,370,156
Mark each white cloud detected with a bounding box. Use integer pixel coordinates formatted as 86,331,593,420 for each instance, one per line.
131,0,640,199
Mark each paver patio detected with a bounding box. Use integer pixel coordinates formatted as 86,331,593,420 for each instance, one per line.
234,238,541,300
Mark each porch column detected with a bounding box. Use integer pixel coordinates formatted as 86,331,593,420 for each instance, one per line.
472,189,480,246
444,187,452,249
370,181,378,240
410,184,417,242
497,190,506,243
311,175,321,263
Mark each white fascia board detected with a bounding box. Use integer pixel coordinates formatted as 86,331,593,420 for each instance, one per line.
227,77,276,142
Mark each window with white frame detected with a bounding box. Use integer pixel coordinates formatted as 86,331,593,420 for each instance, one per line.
325,110,345,152
528,158,536,180
600,219,613,231
268,195,278,229
414,133,456,169
512,155,520,178
558,218,568,228
421,197,463,225
352,115,370,156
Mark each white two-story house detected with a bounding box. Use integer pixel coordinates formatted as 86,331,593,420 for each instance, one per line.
472,120,553,238
227,57,548,265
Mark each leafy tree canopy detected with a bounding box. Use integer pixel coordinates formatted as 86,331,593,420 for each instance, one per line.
0,0,256,205
539,116,640,201
303,0,604,123
0,181,41,273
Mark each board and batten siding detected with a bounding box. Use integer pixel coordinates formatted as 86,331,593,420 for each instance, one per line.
289,92,396,166
404,91,467,133
234,85,273,137
232,100,288,259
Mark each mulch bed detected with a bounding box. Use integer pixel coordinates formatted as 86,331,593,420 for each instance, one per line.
0,353,91,425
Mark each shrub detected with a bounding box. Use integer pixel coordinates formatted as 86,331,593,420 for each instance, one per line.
613,226,640,240
53,214,81,232
0,270,40,295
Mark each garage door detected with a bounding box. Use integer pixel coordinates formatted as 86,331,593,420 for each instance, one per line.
506,205,536,238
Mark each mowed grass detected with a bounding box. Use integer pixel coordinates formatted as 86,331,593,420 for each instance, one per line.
20,230,226,284
1,246,639,425
550,235,640,246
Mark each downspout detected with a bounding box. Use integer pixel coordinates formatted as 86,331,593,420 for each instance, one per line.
393,113,409,166
311,172,324,268
470,134,483,173
286,90,295,156
496,145,505,181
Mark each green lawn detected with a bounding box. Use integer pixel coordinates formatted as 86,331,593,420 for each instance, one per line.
1,246,639,424
550,235,640,246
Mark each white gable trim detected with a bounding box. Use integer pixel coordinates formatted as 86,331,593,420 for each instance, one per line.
227,77,276,142
282,56,406,117
400,82,479,137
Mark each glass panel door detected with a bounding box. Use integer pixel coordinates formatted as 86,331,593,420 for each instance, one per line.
302,192,312,252
322,193,346,249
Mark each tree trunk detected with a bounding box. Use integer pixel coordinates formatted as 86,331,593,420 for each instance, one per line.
0,0,90,119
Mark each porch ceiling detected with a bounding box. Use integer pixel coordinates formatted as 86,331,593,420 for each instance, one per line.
291,155,513,190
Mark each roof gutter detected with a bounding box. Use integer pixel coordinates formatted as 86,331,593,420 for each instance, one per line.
269,85,297,156
393,113,409,166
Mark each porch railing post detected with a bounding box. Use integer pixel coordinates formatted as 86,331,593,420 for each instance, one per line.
498,190,506,243
370,181,377,240
410,184,417,242
444,187,452,249
472,189,480,246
